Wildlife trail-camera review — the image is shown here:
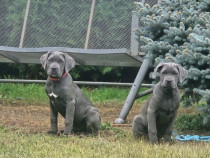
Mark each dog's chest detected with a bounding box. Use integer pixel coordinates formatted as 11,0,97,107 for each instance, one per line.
163,99,176,112
46,85,67,109
46,85,60,99
49,92,58,99
156,96,179,119
49,93,67,117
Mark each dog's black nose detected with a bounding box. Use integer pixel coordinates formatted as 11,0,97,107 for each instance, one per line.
51,67,57,70
51,66,58,71
166,80,172,84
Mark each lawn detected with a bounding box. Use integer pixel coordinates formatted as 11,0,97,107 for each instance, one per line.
0,83,149,104
0,83,209,158
0,125,209,158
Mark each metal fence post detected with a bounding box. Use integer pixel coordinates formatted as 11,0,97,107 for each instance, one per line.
114,53,151,124
130,12,139,56
84,0,96,49
19,0,31,48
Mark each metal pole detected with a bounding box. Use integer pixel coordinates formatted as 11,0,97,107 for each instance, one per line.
84,0,96,49
135,88,153,99
0,79,154,87
19,0,31,48
114,53,151,124
130,12,139,56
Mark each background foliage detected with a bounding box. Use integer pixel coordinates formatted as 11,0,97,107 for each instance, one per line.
134,0,210,126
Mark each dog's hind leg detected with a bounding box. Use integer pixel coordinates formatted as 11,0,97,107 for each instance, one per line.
132,115,148,139
84,107,101,134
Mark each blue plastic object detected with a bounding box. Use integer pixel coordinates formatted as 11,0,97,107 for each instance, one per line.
174,134,210,142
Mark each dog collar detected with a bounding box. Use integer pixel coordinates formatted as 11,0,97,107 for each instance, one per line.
49,72,68,81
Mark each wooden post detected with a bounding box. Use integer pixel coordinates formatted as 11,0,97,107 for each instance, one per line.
19,0,31,48
84,0,96,49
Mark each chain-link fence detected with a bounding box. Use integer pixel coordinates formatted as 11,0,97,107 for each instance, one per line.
0,0,158,50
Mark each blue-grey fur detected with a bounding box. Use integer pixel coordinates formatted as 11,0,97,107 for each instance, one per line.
40,51,101,136
132,63,188,143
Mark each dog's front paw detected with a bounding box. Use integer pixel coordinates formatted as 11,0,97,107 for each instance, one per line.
150,138,158,144
163,135,172,143
149,135,158,144
47,130,58,135
149,133,158,144
63,131,71,137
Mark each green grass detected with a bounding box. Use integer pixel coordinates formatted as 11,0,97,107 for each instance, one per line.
0,83,48,104
0,125,209,158
82,86,149,104
0,83,149,104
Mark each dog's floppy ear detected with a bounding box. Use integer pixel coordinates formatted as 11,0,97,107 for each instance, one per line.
40,51,52,70
152,63,165,79
63,53,75,72
176,64,188,83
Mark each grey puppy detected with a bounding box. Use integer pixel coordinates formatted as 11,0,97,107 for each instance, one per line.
132,63,188,143
40,51,101,136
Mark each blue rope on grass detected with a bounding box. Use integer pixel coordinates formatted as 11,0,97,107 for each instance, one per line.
175,135,210,141
173,131,210,142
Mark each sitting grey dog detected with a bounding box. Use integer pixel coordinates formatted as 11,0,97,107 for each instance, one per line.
40,51,101,136
132,63,188,143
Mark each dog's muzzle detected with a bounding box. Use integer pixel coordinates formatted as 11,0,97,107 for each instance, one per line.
162,77,176,89
47,63,62,78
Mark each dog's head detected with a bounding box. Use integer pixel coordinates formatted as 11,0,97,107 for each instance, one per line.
152,63,188,89
40,51,75,79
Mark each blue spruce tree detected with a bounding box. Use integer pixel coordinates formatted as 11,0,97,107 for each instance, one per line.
134,0,210,128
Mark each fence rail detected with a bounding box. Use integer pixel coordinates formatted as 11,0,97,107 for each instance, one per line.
0,79,154,87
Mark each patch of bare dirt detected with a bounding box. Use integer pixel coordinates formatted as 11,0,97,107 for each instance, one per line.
0,101,143,134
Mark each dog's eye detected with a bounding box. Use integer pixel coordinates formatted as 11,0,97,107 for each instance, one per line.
171,71,178,75
57,59,64,63
162,71,167,75
48,58,53,63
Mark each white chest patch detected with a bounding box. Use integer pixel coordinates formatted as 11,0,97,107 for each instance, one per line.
49,93,58,98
